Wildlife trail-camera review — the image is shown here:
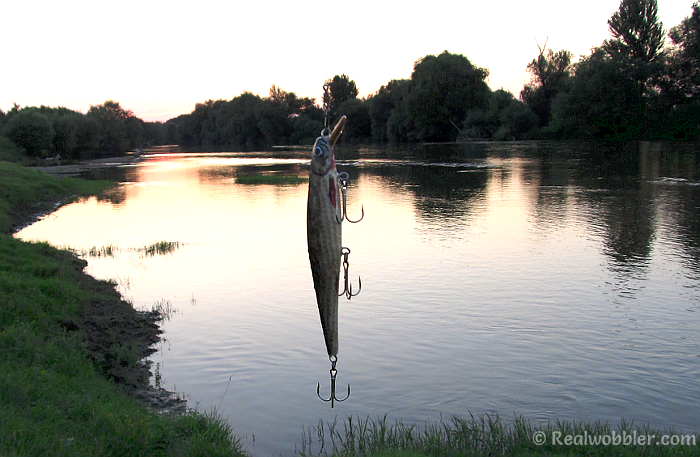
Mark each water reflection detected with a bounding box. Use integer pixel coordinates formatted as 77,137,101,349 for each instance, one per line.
14,143,700,456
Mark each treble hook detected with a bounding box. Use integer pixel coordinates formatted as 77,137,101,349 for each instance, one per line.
338,247,361,299
336,172,364,224
316,355,350,408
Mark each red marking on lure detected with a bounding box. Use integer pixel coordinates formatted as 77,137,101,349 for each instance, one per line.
329,176,336,207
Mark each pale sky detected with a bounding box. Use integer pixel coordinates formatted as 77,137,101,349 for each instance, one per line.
2,0,693,122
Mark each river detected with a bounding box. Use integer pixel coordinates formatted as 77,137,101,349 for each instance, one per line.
15,141,700,456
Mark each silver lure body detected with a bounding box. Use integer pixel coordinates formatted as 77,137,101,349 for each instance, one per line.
307,135,342,357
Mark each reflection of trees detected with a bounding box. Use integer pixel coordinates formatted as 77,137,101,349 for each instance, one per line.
664,184,700,276
648,143,700,275
369,163,489,234
599,187,656,265
84,167,137,207
196,163,307,183
579,143,657,266
528,143,659,267
96,186,127,206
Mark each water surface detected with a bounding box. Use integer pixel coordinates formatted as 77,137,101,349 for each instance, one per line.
16,142,700,456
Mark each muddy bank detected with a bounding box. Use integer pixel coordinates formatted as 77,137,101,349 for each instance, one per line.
11,191,188,416
35,154,143,176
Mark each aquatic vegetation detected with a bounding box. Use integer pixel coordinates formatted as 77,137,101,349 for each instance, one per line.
84,244,118,257
141,240,181,257
64,241,183,259
150,298,177,322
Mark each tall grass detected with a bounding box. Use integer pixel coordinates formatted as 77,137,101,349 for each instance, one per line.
299,414,699,457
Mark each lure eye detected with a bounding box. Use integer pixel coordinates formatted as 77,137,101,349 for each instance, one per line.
314,146,323,156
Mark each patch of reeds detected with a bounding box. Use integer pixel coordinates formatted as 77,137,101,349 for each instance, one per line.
66,241,182,259
82,244,118,257
299,414,699,457
141,240,180,257
151,298,177,322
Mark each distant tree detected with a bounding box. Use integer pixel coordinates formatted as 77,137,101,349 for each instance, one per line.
520,40,573,126
552,49,643,140
73,115,101,159
269,85,298,114
667,3,700,98
87,100,133,155
290,105,324,144
268,85,317,118
143,121,166,146
663,2,700,138
602,0,666,136
225,92,266,149
404,51,490,142
2,109,54,156
603,0,665,63
369,79,410,142
125,117,146,149
336,98,372,142
326,74,359,116
52,113,79,158
465,89,538,140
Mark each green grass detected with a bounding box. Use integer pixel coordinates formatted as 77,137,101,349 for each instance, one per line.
299,414,699,457
0,137,29,164
235,174,308,185
0,161,111,233
0,159,246,456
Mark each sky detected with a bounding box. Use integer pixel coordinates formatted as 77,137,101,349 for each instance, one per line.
2,0,693,122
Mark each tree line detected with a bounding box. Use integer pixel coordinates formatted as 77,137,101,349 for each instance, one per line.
0,101,173,159
172,0,700,146
1,0,698,159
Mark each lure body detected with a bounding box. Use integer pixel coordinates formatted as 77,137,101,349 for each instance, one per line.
307,134,342,357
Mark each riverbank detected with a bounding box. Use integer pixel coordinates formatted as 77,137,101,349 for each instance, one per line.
0,161,245,456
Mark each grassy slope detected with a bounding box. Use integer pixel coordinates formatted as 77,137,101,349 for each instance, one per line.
0,160,245,456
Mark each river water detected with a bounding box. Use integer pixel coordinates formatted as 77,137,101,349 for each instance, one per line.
16,142,700,456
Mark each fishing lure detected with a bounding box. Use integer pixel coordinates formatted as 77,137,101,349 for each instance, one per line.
307,112,363,407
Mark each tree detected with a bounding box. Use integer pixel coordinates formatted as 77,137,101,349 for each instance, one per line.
664,2,700,138
520,40,573,126
603,0,666,137
336,98,371,142
668,2,700,97
87,101,134,156
603,0,665,63
551,49,643,139
325,74,358,117
465,89,538,140
2,109,54,156
404,51,490,142
369,79,410,142
52,112,79,158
